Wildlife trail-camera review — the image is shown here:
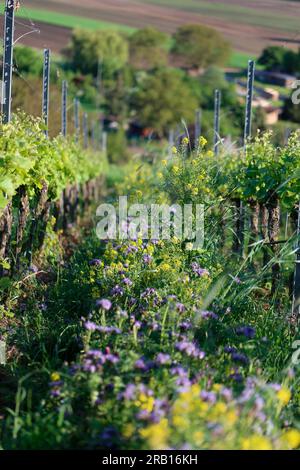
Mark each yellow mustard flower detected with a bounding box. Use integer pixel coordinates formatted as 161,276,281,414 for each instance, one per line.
277,387,291,406
172,146,178,155
182,137,189,145
199,136,208,147
241,435,272,451
50,372,60,382
282,429,300,449
123,424,135,439
162,159,167,166
140,419,169,450
172,166,180,174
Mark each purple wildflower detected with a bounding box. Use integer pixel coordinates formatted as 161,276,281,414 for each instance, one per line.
176,303,186,313
191,262,209,277
96,299,112,311
201,310,219,320
156,353,171,365
89,259,102,266
236,326,256,339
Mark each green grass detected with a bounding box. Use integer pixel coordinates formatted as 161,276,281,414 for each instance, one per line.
227,51,252,69
11,5,136,33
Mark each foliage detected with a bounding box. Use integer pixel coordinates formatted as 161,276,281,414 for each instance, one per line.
0,155,299,449
130,68,198,136
14,46,43,77
64,28,129,78
129,27,168,70
258,46,300,75
0,114,107,212
171,24,231,70
241,132,300,207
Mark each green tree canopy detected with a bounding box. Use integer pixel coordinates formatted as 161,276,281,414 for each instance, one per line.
129,27,168,70
171,24,231,70
14,46,43,76
130,68,197,136
64,29,129,78
258,46,300,75
258,46,287,72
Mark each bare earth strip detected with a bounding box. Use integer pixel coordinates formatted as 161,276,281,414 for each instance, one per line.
0,16,72,53
4,0,300,54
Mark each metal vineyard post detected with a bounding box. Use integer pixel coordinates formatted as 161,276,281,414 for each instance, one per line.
214,90,221,155
42,49,51,136
293,204,300,319
168,129,174,157
61,80,68,137
195,109,201,148
74,98,80,143
2,0,15,124
83,112,88,149
102,131,107,153
244,60,255,146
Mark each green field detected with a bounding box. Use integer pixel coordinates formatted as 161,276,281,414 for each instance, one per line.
6,4,253,69
228,51,252,69
2,5,135,33
139,0,300,34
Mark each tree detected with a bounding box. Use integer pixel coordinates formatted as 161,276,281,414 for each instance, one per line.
129,27,168,70
258,46,286,72
64,29,129,78
14,46,43,76
171,24,231,71
199,66,238,109
258,46,300,75
130,68,198,136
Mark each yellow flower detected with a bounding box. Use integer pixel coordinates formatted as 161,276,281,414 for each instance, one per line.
241,435,272,451
173,415,188,428
193,431,204,446
135,393,155,413
191,187,199,196
160,263,171,272
162,159,167,166
123,424,135,439
50,372,60,382
282,429,300,449
140,419,169,450
158,172,163,179
277,387,291,406
206,150,214,157
199,136,208,147
187,183,192,190
225,410,237,425
172,166,180,174
182,137,189,145
172,146,178,155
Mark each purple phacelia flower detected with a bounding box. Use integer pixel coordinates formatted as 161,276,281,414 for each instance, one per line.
96,299,112,311
201,310,219,320
231,352,249,365
84,321,98,331
191,262,209,277
176,303,186,313
111,285,124,296
89,259,102,266
236,326,256,339
156,353,171,365
122,277,133,286
142,254,152,264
